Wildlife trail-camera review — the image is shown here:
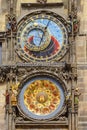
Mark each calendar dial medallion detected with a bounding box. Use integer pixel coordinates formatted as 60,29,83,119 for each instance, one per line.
18,76,65,120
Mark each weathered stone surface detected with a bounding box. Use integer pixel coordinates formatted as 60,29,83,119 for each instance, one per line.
21,0,63,3
0,84,6,130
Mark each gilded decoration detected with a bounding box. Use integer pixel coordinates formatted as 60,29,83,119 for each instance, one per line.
24,80,60,115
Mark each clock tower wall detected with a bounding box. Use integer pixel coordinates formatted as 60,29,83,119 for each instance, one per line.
1,1,87,130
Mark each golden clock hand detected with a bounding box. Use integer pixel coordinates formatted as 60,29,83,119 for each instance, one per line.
44,20,50,30
39,20,50,45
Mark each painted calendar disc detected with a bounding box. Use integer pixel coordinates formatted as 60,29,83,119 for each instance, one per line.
18,76,65,120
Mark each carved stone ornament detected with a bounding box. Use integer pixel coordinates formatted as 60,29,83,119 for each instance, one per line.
37,0,47,4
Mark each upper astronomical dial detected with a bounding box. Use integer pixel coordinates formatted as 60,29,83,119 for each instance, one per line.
17,11,68,62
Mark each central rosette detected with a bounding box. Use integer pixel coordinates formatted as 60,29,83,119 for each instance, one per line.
36,92,48,104
24,80,60,115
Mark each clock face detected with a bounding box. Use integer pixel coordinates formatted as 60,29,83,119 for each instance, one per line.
18,76,65,120
17,11,68,62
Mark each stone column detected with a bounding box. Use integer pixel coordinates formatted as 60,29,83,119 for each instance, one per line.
8,86,13,130
13,0,17,14
68,0,72,14
16,0,21,17
5,81,10,130
6,70,15,130
12,112,16,130
68,101,72,130
7,0,11,13
6,111,9,130
71,79,75,130
74,104,78,130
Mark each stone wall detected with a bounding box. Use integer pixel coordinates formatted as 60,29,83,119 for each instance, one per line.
16,127,67,130
77,0,87,130
0,83,6,130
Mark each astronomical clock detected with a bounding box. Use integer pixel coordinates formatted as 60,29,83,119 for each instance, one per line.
11,10,70,128
0,0,79,129
16,11,68,62
3,1,78,129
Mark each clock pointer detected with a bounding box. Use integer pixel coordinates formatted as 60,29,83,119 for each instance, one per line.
39,20,50,45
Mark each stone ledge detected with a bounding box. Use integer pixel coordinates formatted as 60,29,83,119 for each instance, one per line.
78,128,87,130
78,122,87,126
21,0,63,3
79,116,87,121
